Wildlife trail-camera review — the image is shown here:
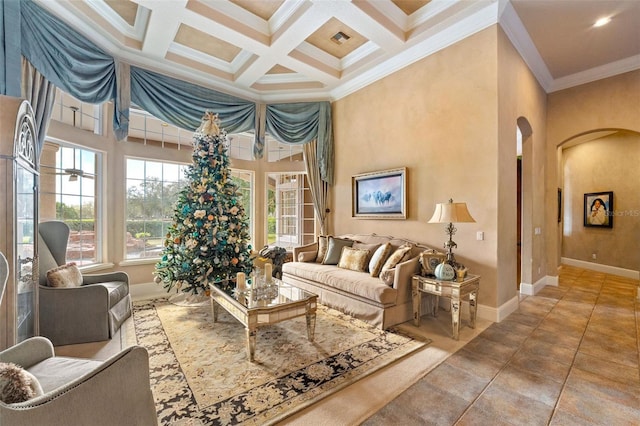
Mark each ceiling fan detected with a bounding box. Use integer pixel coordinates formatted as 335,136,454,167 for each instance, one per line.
61,167,94,181
41,147,95,181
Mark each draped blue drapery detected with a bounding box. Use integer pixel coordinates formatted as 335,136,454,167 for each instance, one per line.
130,67,255,133
266,102,333,184
20,0,127,141
16,1,333,184
1,0,21,97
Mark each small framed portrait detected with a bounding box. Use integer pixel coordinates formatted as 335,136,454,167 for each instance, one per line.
584,191,613,228
419,250,446,276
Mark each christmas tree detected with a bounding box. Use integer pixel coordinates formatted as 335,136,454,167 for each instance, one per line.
154,112,253,295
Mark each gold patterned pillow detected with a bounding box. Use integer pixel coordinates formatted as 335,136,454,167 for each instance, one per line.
381,244,413,271
315,235,329,263
352,242,380,271
46,262,83,288
337,247,370,272
369,243,393,277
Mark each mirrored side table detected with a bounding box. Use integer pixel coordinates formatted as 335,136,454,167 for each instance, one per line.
412,274,480,340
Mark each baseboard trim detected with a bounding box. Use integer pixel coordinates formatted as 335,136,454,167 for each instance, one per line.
561,257,640,280
520,275,556,296
130,282,167,302
475,295,518,323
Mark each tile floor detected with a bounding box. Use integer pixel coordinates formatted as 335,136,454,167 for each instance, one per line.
363,266,640,425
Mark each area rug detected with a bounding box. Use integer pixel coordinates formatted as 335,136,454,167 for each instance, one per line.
133,298,430,425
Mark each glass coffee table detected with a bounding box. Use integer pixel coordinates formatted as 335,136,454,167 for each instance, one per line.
209,279,318,362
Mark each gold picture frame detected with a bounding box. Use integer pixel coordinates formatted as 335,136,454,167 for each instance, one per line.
352,167,407,219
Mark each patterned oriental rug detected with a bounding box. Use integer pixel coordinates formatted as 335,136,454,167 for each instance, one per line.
133,298,430,425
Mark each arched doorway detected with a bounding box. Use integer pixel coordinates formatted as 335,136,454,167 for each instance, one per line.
558,129,640,278
516,117,533,291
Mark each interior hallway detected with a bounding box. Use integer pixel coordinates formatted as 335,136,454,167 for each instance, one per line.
364,266,640,425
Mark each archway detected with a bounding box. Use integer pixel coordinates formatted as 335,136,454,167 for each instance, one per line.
557,128,640,278
516,117,533,291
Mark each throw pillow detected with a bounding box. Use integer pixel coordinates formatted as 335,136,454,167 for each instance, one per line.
298,251,317,262
46,262,83,288
379,268,396,286
369,243,393,277
0,362,44,404
315,235,329,263
382,244,413,271
322,237,354,265
337,247,370,272
352,242,380,271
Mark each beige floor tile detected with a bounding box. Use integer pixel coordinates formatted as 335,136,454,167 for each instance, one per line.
572,352,640,387
459,336,519,364
424,362,491,403
507,350,572,384
528,327,582,349
556,371,640,425
444,348,505,381
466,384,554,426
489,364,564,407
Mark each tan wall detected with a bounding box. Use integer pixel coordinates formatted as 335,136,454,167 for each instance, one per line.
332,28,500,308
496,28,548,303
561,131,640,271
546,70,640,272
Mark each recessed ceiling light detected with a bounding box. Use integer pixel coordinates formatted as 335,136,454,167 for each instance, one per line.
331,31,350,45
593,16,611,27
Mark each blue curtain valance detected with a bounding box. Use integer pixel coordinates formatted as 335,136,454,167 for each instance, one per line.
266,102,333,184
130,67,255,134
20,0,126,137
1,0,21,97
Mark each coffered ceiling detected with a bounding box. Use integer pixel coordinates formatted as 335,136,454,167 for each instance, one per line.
38,1,640,102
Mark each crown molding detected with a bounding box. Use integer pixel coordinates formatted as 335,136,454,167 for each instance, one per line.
549,54,640,93
498,1,553,92
330,1,500,101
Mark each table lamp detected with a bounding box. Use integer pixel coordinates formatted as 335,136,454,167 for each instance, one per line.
428,199,476,269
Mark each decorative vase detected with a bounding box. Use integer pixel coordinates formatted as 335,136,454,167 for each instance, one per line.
434,262,455,281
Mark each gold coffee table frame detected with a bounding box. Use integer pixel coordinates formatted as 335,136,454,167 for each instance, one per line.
209,280,318,362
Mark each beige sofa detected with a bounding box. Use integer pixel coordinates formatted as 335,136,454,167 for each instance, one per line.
282,233,434,330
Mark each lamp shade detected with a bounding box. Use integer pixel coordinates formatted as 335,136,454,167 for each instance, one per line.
428,199,475,224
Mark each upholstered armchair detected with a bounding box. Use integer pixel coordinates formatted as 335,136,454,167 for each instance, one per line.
0,337,157,425
38,221,132,346
0,251,157,425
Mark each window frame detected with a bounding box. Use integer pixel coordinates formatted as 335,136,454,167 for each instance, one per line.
39,139,104,266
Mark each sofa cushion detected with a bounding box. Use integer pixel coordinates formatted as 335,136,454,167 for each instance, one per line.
337,247,370,272
46,263,82,288
322,237,354,265
298,251,317,262
382,244,413,271
282,262,397,305
369,243,393,277
316,236,328,263
28,357,102,393
352,242,380,271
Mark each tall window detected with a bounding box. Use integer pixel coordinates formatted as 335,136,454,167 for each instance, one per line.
267,173,315,249
125,158,189,259
125,161,255,260
40,144,100,265
230,169,254,244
